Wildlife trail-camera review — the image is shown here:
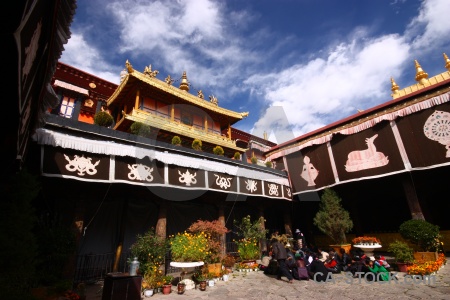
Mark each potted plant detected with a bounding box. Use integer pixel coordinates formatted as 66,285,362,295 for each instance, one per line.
399,219,441,261
250,156,257,164
93,110,114,127
213,145,224,156
352,236,381,246
313,188,353,254
388,240,414,272
233,152,241,160
161,275,173,294
187,219,229,275
169,231,209,262
265,160,272,168
233,215,268,262
130,122,152,137
171,135,182,146
192,138,202,151
130,228,167,276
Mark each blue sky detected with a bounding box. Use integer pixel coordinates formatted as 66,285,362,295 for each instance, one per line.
61,0,450,143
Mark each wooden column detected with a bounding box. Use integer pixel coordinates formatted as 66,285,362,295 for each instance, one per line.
134,90,140,110
218,205,226,257
257,207,267,252
113,197,128,272
401,173,425,220
171,104,174,121
155,201,167,239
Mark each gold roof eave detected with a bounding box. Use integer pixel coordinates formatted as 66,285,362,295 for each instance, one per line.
107,66,249,121
122,108,247,152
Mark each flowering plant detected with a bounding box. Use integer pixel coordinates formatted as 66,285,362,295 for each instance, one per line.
169,231,209,262
407,253,447,276
142,267,163,289
235,237,260,260
352,236,381,245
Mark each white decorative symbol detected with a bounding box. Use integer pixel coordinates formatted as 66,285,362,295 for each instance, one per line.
64,154,100,176
286,187,292,197
245,179,258,193
268,183,279,196
178,169,197,186
214,174,232,189
345,134,389,172
301,156,318,186
127,164,154,182
423,110,450,157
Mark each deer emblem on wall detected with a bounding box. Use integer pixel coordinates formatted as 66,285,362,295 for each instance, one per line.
345,134,389,172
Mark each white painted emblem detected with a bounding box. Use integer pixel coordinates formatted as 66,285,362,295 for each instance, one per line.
128,164,154,182
214,174,232,189
345,134,389,172
424,110,450,157
245,179,258,193
286,187,291,197
268,183,279,196
301,156,318,186
64,154,100,176
178,169,197,186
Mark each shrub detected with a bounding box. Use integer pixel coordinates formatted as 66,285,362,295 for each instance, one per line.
171,135,181,145
399,219,440,251
192,139,202,151
250,156,257,164
265,161,272,168
388,240,414,263
130,122,152,137
170,232,209,262
233,152,241,160
94,111,114,127
213,145,224,156
130,228,167,275
313,188,353,245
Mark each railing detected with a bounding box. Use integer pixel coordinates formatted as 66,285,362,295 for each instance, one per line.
73,242,240,284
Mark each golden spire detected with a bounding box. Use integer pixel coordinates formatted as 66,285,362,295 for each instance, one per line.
414,60,428,84
125,60,134,73
391,77,399,92
179,71,189,92
444,53,450,71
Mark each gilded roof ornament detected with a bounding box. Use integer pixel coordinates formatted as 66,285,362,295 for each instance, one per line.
444,53,450,71
414,60,428,84
125,60,134,73
197,90,204,99
179,71,189,92
209,95,218,106
390,77,399,97
240,112,249,118
143,64,159,78
165,75,174,85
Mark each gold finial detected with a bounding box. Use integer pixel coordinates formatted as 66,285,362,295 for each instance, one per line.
444,53,450,71
179,71,189,92
125,60,134,73
197,90,204,99
391,77,399,92
263,131,268,140
414,60,428,84
143,64,159,77
165,75,174,85
209,95,218,106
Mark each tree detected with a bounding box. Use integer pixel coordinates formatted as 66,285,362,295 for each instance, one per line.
313,188,353,245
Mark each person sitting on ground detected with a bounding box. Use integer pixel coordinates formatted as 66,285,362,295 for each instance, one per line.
304,249,313,271
339,248,352,272
324,248,341,273
308,253,330,282
374,254,390,269
368,258,389,281
270,238,294,284
293,252,309,280
317,247,329,262
259,250,272,271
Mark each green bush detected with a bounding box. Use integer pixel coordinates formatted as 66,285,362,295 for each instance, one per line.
94,111,114,127
399,219,440,251
313,188,353,245
213,145,224,155
130,228,168,275
251,156,257,164
130,122,152,137
388,240,414,263
171,135,182,145
234,152,241,160
192,139,202,151
265,161,272,168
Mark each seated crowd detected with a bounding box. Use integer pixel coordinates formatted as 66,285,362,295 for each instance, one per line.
260,239,392,283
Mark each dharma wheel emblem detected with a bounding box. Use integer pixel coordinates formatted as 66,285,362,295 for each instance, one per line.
64,154,100,176
424,110,450,157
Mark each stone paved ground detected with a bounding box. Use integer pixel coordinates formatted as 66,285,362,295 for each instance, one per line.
86,258,450,300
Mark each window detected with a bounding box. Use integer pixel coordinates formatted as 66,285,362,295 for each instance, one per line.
60,96,75,118
181,112,192,126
